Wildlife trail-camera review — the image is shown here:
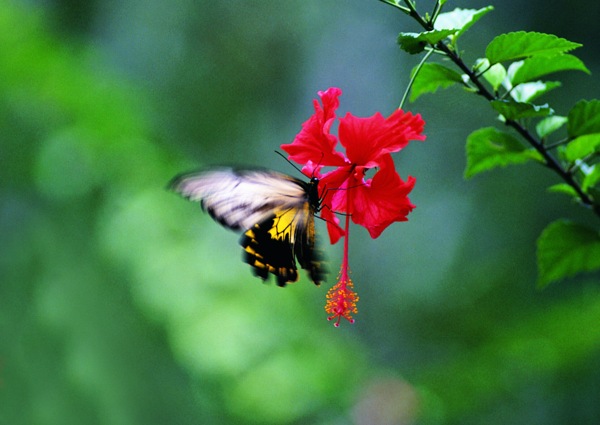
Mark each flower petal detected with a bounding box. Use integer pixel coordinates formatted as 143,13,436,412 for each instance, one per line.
319,166,354,213
350,155,416,238
338,109,426,167
318,166,353,243
320,206,345,245
281,87,347,166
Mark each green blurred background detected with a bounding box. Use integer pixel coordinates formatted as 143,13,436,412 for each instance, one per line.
2,0,600,424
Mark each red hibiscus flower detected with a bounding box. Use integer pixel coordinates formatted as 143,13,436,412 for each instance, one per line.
281,87,426,325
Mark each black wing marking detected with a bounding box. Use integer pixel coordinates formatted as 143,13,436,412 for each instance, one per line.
240,205,326,286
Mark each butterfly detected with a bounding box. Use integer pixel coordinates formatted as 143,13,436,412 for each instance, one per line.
169,168,327,286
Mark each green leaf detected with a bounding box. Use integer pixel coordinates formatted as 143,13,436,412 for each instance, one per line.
486,31,582,65
410,62,463,101
509,55,589,85
434,7,494,40
564,133,600,162
567,100,600,138
547,183,579,198
537,220,600,288
475,58,506,92
465,127,544,178
582,165,600,192
536,115,567,138
491,100,553,120
397,29,457,54
510,81,561,103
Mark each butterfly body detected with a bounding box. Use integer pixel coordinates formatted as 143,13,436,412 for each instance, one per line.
170,168,326,286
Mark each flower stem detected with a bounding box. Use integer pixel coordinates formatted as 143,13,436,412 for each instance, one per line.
342,209,351,272
399,49,434,110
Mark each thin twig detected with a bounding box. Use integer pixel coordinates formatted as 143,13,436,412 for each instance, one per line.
376,0,410,14
544,138,570,150
399,49,434,110
430,0,443,25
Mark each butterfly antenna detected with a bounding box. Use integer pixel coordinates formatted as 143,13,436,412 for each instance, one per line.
274,150,305,176
310,152,325,177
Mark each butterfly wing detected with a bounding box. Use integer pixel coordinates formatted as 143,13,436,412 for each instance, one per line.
241,203,325,286
170,168,310,231
170,168,326,286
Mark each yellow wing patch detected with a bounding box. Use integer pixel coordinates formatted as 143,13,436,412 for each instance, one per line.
268,205,313,243
241,203,323,286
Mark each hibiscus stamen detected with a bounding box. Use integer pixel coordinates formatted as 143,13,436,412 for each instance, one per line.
325,272,359,327
325,209,359,326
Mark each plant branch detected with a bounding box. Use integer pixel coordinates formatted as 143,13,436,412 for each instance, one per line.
402,0,433,28
384,4,600,218
436,42,598,215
